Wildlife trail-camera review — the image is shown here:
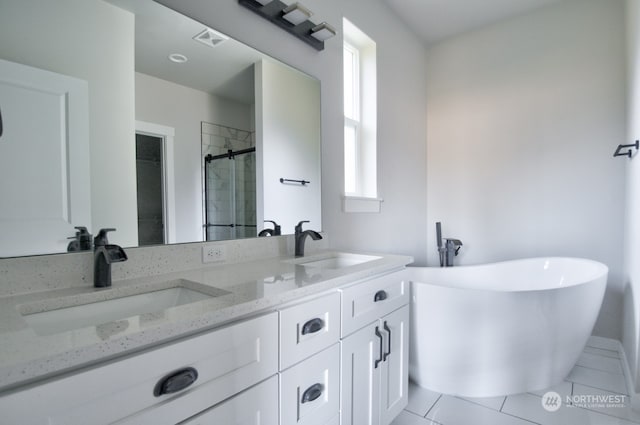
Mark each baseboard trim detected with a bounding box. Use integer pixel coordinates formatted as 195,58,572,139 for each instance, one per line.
596,336,640,412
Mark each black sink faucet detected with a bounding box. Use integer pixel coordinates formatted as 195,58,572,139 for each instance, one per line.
258,220,281,237
94,228,128,288
294,221,322,257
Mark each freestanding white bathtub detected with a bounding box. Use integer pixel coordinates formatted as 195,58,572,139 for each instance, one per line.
408,257,608,397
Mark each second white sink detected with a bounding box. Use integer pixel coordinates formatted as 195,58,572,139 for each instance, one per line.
299,253,381,270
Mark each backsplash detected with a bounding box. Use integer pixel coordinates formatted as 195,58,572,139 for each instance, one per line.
0,234,328,297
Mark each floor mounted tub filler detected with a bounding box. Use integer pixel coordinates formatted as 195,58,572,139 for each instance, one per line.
408,257,608,397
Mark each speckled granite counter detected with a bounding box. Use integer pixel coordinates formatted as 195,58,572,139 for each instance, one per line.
0,251,412,392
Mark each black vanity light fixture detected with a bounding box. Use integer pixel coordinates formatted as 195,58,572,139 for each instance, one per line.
238,0,336,51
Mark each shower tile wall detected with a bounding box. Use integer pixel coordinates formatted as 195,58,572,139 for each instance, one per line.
201,122,256,241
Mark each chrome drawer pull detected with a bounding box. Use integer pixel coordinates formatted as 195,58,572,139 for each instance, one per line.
374,290,387,302
153,367,198,397
301,383,324,403
302,317,325,335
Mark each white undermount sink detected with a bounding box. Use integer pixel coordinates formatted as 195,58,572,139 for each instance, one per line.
20,279,228,336
299,253,381,270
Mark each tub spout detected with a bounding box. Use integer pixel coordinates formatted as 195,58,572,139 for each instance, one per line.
444,238,463,267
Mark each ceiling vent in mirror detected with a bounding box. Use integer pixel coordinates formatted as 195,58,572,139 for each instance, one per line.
193,28,229,48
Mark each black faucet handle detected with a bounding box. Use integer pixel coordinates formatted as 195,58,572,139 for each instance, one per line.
296,220,310,232
95,228,116,247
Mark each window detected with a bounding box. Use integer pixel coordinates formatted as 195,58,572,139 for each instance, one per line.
343,19,379,212
343,42,359,194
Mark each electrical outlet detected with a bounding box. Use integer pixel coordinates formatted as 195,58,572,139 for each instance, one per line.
202,244,227,263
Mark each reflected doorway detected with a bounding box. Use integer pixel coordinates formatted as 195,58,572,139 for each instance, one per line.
135,134,164,246
135,121,176,246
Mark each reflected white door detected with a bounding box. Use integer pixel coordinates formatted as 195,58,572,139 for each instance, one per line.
0,59,90,256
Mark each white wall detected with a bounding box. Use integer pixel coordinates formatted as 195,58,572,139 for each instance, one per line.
0,0,137,247
623,0,640,393
255,59,322,234
426,0,626,338
135,72,253,243
156,0,430,264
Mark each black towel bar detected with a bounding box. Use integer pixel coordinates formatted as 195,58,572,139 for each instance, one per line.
280,178,310,186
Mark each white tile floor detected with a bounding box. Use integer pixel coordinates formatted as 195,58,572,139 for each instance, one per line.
393,337,640,425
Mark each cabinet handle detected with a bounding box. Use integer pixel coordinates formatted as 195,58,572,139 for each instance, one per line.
301,383,324,403
374,290,387,302
0,106,3,138
383,321,392,361
153,367,198,397
301,317,325,335
375,326,384,368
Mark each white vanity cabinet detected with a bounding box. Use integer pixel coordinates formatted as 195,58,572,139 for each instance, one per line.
339,271,410,425
0,261,411,425
278,292,342,425
0,312,279,425
180,375,279,425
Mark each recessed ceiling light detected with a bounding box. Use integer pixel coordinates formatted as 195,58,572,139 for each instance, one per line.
168,53,188,64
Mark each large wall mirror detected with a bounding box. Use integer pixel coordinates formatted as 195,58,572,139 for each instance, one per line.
0,0,321,257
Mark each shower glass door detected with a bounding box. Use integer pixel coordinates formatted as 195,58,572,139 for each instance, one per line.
205,149,256,241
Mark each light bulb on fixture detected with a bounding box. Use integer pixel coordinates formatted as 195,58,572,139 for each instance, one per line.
310,22,336,41
282,3,312,26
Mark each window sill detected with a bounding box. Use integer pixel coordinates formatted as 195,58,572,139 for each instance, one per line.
342,195,384,213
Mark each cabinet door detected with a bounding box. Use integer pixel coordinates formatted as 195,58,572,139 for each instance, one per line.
379,306,410,425
0,312,278,425
340,270,409,337
280,292,341,370
179,376,278,425
340,322,381,425
280,344,340,425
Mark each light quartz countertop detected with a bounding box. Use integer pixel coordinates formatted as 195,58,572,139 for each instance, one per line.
0,251,412,392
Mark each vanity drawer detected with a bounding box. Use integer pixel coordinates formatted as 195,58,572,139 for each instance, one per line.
0,312,278,425
280,343,340,425
179,375,278,425
340,270,409,337
280,292,341,370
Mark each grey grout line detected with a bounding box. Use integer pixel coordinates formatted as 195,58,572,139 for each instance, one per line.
402,409,443,424
571,403,640,425
423,394,442,420
574,361,625,376
566,378,629,396
584,347,621,359
499,395,507,412
499,410,543,425
452,395,505,412
570,381,574,405
585,341,619,351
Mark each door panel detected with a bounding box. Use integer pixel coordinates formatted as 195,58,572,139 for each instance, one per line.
380,306,410,425
0,58,90,256
340,323,381,425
